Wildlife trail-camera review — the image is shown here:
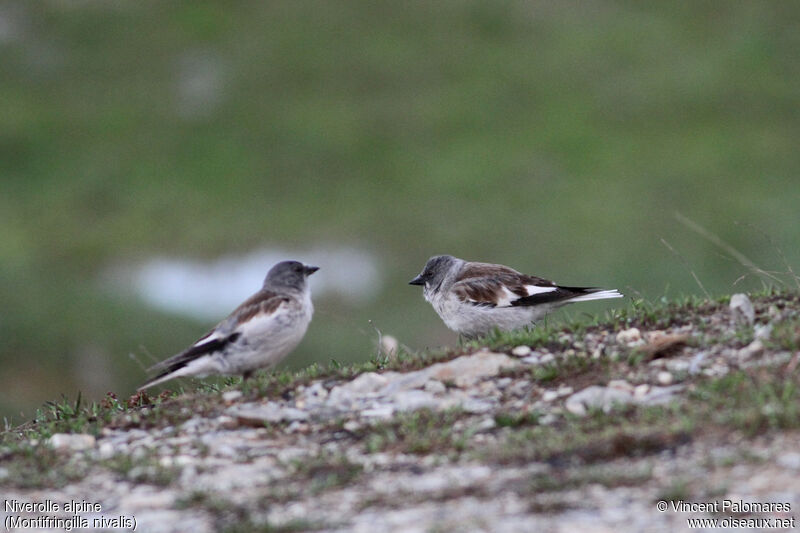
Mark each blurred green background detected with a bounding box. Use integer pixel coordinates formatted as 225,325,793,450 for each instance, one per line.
2,1,798,422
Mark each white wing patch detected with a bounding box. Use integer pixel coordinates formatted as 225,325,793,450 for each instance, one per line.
495,286,520,307
193,331,223,347
525,285,557,296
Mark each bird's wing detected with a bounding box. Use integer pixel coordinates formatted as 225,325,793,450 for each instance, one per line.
146,289,290,374
452,262,578,308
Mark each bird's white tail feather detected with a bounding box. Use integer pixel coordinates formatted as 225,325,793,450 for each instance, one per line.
138,359,215,391
568,289,623,303
138,372,179,391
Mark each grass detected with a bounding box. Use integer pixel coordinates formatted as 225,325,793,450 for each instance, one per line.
362,408,471,456
0,442,90,489
767,318,800,351
287,452,363,495
104,451,180,487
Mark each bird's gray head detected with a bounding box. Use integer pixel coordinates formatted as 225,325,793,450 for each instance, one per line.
264,260,319,290
409,255,457,289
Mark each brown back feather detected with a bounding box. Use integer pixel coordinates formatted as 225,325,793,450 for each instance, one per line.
230,289,290,325
454,262,556,306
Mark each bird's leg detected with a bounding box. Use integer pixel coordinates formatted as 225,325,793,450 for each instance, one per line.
239,370,257,396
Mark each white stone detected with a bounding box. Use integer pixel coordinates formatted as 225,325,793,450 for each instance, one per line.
754,324,773,340
346,372,389,394
380,351,518,395
656,371,674,385
361,405,395,419
539,413,557,425
541,390,559,402
539,353,555,364
343,420,361,432
608,380,634,392
97,441,115,459
637,385,684,406
461,398,494,414
616,327,642,345
475,417,496,432
222,390,242,403
777,452,800,470
689,351,708,375
511,345,531,357
228,402,309,424
427,351,519,387
380,335,399,359
565,386,632,416
391,390,438,412
739,339,765,361
48,433,95,451
730,293,755,325
495,378,512,389
423,380,447,394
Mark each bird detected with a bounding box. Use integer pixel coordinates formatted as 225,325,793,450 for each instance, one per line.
409,255,622,338
139,260,318,390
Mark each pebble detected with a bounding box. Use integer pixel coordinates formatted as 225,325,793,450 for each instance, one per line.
495,378,512,389
346,372,390,394
391,390,438,412
521,355,540,365
754,324,773,340
229,403,310,425
423,379,447,394
222,390,243,403
380,335,399,359
738,339,765,361
688,351,708,375
462,398,494,414
511,345,531,357
541,390,559,402
565,386,632,416
361,405,395,419
48,433,96,451
538,413,558,425
343,420,361,432
556,386,573,397
729,293,755,325
475,417,497,432
777,452,800,470
656,371,674,385
97,441,116,459
608,379,634,392
616,327,642,346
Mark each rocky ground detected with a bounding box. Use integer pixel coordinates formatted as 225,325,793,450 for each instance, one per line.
2,292,800,532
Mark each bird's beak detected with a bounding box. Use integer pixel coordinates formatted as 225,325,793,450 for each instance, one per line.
304,265,320,276
408,275,425,286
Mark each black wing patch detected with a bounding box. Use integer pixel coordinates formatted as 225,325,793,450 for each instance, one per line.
511,286,604,307
145,331,242,382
